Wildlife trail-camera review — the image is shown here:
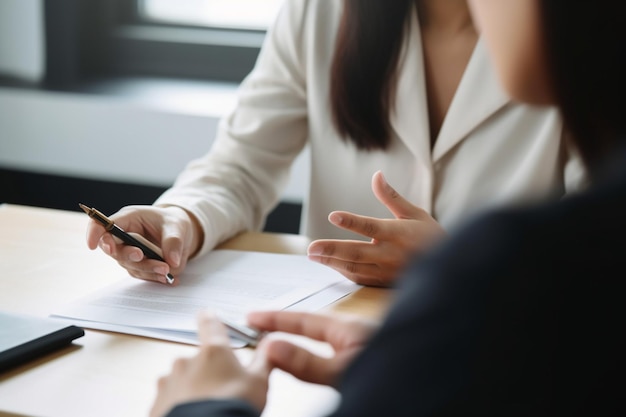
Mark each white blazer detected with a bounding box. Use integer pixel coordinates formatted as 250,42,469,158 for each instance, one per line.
156,0,586,257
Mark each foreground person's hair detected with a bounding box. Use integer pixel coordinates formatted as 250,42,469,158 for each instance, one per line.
540,1,626,173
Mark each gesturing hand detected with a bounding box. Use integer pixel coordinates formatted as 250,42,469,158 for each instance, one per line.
149,312,272,417
247,310,378,387
307,170,445,287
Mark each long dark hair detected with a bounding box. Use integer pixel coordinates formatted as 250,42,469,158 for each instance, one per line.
330,0,414,151
539,1,626,174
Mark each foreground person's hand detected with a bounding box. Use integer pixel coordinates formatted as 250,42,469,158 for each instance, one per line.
149,312,271,417
248,310,379,387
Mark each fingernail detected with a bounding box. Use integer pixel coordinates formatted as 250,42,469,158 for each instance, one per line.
100,242,111,255
154,266,168,276
328,212,343,224
129,251,143,262
380,173,389,186
307,246,323,256
170,251,181,267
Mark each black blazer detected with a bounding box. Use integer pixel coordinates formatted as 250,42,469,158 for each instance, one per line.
167,153,626,417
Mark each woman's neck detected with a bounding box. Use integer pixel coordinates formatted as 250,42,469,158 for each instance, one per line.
416,0,475,35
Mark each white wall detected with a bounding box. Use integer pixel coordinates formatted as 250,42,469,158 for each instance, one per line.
0,85,309,203
0,0,44,82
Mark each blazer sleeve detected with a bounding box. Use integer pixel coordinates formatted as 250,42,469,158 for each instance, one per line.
165,399,260,417
154,0,311,256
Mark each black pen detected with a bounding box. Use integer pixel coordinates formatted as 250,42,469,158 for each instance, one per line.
79,203,175,284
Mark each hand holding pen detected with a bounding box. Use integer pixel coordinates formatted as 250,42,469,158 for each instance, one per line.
81,204,264,345
81,203,203,285
80,203,175,284
78,203,174,284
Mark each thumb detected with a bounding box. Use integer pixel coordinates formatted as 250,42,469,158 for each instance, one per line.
197,311,232,346
160,222,185,269
371,170,425,219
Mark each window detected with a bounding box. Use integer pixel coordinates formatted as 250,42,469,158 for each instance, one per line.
141,0,284,31
43,0,284,86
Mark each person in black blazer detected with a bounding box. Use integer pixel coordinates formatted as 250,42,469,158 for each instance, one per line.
149,1,626,416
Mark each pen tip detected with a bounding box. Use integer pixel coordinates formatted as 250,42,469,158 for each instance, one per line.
78,203,90,214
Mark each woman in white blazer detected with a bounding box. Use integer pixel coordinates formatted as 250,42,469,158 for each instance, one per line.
86,0,585,286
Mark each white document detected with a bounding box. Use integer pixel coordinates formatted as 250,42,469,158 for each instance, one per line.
51,250,360,347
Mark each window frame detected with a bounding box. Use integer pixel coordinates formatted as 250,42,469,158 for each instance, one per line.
44,0,265,87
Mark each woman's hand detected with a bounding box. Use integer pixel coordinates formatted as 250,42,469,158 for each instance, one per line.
248,310,379,387
307,171,446,287
149,312,271,417
85,205,204,284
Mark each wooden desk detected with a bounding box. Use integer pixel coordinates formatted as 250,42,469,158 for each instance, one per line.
0,204,392,417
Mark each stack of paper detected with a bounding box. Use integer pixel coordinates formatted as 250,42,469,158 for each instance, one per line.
51,250,360,347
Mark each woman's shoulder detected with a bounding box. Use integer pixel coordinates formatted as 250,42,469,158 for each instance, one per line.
261,0,343,71
274,0,342,25
272,0,343,38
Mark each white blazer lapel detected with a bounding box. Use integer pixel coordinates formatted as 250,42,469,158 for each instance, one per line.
390,10,432,165
432,40,510,161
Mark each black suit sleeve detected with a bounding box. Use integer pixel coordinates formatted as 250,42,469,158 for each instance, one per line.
166,399,260,417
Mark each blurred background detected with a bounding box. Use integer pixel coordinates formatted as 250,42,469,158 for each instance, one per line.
0,0,307,234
